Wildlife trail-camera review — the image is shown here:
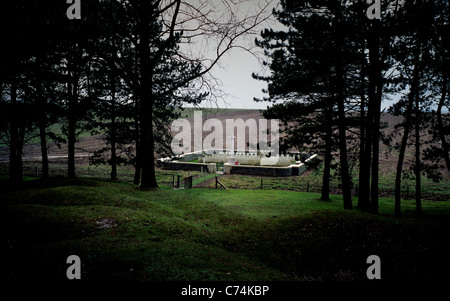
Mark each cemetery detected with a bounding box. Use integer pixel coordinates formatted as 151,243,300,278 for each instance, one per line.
3,0,450,285
157,150,319,177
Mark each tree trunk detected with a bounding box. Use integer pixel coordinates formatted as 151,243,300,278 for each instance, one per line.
335,13,352,210
394,94,414,217
394,40,420,217
133,105,141,185
139,93,157,188
36,58,49,179
359,101,373,212
138,0,158,189
67,78,76,179
337,92,353,210
370,111,380,214
358,41,366,206
110,118,117,180
110,74,117,181
9,79,23,186
39,117,49,179
139,82,158,188
359,21,379,213
414,84,422,215
321,102,333,201
437,75,450,171
369,19,382,215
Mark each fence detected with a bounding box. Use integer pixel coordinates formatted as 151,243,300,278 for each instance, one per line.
13,159,436,200
214,177,422,200
161,170,215,189
160,171,421,199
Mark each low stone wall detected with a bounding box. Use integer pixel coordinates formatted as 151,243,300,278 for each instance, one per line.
223,164,290,177
292,163,307,176
157,150,317,177
168,151,204,162
304,154,318,164
159,160,216,173
202,152,297,167
223,162,307,177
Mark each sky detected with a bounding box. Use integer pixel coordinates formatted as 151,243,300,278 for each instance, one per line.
181,1,446,113
201,4,397,112
180,0,279,111
206,48,270,110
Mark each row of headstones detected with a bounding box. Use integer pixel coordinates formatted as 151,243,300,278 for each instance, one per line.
260,155,295,167
202,153,296,166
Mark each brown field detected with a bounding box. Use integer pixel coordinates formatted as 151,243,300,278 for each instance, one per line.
0,109,448,201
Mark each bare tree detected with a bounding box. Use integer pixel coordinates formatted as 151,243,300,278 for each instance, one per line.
116,0,276,188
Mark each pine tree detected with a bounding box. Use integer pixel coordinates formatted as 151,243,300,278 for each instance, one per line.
0,0,63,185
253,0,370,208
95,0,206,187
389,0,440,216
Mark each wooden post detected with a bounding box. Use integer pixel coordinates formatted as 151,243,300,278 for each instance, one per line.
307,181,310,192
184,176,193,189
177,175,181,188
215,176,218,189
260,178,263,189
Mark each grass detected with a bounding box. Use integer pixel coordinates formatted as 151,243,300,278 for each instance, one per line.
2,108,448,283
2,177,450,281
199,162,450,201
5,159,448,202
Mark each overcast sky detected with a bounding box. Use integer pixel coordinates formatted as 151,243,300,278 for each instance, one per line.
207,47,270,110
179,0,279,111
183,1,445,113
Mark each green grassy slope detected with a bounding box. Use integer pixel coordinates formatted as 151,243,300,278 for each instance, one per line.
1,178,450,281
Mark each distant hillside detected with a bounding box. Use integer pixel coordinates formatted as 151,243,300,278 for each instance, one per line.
1,109,448,183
